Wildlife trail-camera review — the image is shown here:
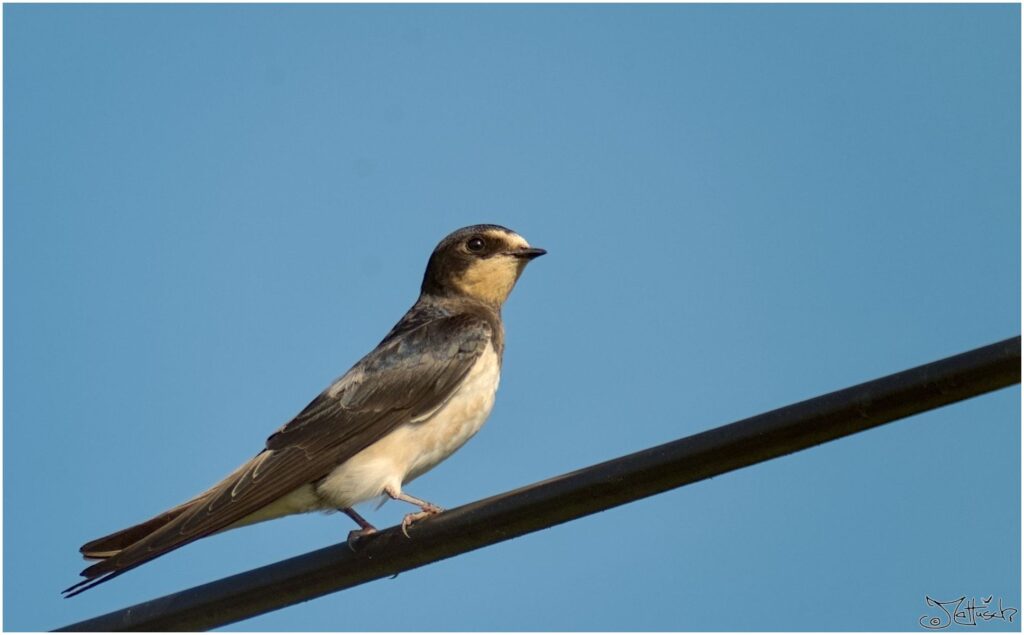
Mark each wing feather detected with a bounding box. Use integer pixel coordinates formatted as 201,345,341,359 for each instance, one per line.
66,309,492,595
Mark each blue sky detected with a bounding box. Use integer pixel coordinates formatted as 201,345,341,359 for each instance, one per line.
4,3,1020,631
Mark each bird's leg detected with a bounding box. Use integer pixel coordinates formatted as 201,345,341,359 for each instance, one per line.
342,507,378,551
383,486,444,538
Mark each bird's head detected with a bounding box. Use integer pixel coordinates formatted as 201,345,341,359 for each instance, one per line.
421,224,546,306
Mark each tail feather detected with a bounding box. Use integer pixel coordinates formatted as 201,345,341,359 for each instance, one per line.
79,500,196,559
62,568,131,598
63,497,207,598
63,456,263,598
64,497,205,598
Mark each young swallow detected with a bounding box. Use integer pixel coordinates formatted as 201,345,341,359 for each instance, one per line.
63,224,545,598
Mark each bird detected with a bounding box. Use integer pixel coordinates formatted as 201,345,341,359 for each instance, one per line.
63,224,545,598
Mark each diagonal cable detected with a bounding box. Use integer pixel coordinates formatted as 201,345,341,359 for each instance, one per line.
55,336,1021,632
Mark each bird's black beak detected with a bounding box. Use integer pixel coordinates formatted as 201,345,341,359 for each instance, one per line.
507,247,547,260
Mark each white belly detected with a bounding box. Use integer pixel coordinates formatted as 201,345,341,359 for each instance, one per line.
314,343,501,509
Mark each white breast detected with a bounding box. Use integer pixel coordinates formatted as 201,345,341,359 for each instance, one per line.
315,343,501,509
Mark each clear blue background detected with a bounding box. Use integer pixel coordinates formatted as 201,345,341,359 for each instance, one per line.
5,4,1020,631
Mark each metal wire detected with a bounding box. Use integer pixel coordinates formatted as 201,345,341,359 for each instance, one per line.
56,336,1021,632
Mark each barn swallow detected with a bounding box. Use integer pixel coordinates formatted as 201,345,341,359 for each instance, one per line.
63,224,545,598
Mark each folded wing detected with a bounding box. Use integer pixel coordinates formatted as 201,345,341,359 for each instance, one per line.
64,311,492,597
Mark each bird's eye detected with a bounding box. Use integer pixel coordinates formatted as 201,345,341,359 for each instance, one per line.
466,237,486,252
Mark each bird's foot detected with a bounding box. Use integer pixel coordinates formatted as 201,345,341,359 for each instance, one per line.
341,507,378,552
382,486,444,538
347,526,378,552
400,503,443,538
